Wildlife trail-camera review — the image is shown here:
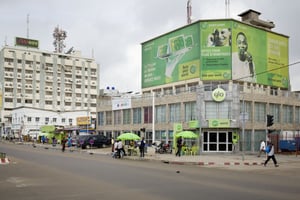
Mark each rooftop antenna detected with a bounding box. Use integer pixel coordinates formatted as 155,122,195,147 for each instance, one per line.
27,14,30,38
225,0,230,18
53,26,67,53
187,0,192,24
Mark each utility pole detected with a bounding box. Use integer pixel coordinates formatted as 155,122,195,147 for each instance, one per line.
187,0,192,24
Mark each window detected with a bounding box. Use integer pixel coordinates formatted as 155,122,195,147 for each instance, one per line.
295,106,300,124
282,105,293,123
35,117,40,122
175,85,185,94
123,109,131,124
144,106,153,124
206,101,231,119
155,130,167,141
106,111,112,125
98,112,104,126
269,103,280,123
169,103,181,122
254,102,266,122
133,108,141,124
185,101,196,121
114,110,121,125
241,101,252,121
45,117,49,123
156,105,166,123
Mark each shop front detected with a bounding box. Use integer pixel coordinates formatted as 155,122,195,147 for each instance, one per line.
202,130,235,152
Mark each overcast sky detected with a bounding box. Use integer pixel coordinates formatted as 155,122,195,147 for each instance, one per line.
1,0,300,92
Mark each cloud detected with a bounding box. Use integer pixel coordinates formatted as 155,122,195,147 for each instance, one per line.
1,0,300,92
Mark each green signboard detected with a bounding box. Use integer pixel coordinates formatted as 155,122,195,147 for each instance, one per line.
266,32,289,87
232,22,289,88
212,87,226,102
189,120,200,128
173,123,183,132
141,20,289,89
200,21,232,80
208,119,230,128
40,125,56,133
142,23,200,88
15,37,39,48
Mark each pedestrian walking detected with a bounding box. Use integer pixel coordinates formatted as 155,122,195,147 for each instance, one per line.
61,137,67,152
117,139,126,158
264,142,279,167
257,140,265,157
139,137,145,158
111,137,115,153
112,139,118,158
175,136,183,157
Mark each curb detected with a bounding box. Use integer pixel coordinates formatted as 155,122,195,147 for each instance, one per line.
162,160,262,166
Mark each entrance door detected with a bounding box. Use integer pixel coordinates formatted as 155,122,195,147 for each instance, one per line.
203,131,232,152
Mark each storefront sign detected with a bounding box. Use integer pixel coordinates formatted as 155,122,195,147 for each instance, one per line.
208,119,230,128
112,97,132,110
77,116,91,125
173,123,183,132
212,87,226,102
189,120,200,128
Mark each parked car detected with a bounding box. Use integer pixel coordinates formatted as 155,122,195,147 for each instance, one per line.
77,134,111,149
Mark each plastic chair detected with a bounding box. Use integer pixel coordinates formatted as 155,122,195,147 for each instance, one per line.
190,146,199,156
181,146,188,155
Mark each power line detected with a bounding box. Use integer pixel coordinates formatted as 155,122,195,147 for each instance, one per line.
235,60,300,82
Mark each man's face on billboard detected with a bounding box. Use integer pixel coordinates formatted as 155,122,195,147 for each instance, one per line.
237,34,248,54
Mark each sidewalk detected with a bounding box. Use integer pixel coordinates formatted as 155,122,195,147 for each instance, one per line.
85,145,300,170
7,142,300,170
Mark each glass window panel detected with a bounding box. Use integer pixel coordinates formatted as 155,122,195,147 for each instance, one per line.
254,102,266,122
133,108,141,124
144,106,153,124
106,111,112,125
123,109,131,124
156,105,166,123
113,110,121,125
169,103,181,122
185,101,196,121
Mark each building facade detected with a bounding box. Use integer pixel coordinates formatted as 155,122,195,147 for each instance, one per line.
96,10,300,153
97,81,300,153
0,40,99,137
9,107,91,140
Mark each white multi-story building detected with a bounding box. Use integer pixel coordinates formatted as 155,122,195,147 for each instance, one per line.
10,107,90,139
0,40,99,136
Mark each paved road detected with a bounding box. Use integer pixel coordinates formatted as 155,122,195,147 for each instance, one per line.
2,141,300,172
1,142,299,200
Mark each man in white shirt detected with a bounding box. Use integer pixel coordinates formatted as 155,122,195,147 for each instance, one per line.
257,140,265,157
117,140,126,158
232,32,256,82
264,142,279,167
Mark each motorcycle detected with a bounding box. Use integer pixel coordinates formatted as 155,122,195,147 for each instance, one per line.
153,141,172,154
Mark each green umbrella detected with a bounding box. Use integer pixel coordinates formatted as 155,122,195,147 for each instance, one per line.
117,132,140,141
176,131,198,139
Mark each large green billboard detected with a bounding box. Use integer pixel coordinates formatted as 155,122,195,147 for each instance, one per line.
142,23,200,88
141,20,289,89
200,21,232,80
232,22,288,88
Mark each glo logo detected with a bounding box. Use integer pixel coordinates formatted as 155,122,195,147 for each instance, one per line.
212,120,219,127
212,88,226,102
